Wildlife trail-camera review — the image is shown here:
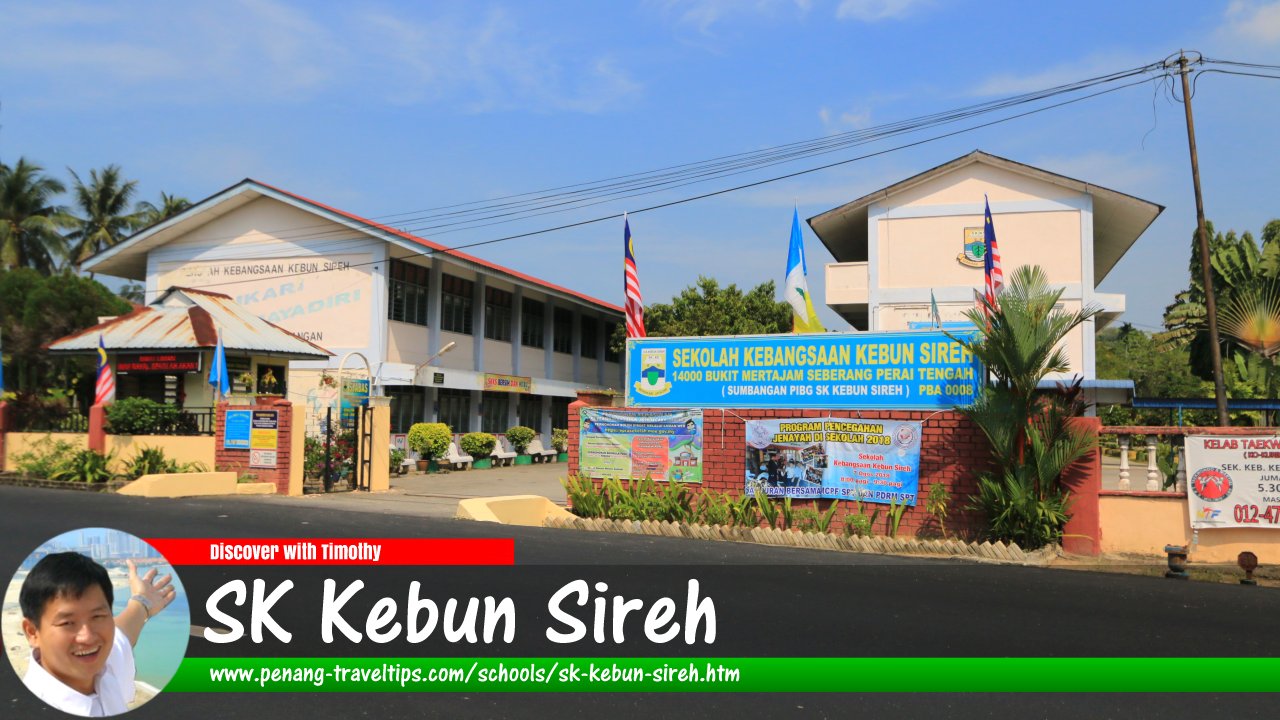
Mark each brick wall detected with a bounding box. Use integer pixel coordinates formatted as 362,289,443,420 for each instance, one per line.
568,393,996,539
214,399,296,495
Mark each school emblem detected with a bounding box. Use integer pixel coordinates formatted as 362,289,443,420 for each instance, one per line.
957,227,985,268
633,347,672,397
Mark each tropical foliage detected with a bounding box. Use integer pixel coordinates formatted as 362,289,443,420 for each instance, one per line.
407,422,451,460
951,265,1100,549
0,158,71,273
609,276,794,351
65,165,145,270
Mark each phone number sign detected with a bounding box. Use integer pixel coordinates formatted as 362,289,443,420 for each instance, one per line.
1185,435,1280,529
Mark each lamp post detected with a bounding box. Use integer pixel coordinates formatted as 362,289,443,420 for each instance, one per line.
414,341,457,380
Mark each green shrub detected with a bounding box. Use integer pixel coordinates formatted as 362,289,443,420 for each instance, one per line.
754,489,780,529
105,397,180,435
843,501,879,538
969,470,1072,549
792,508,821,533
926,483,951,537
562,474,606,518
11,435,80,478
696,490,733,526
885,497,908,539
121,446,208,480
505,425,536,454
551,428,568,453
407,422,451,460
390,447,406,468
461,432,497,458
728,493,759,528
49,449,118,483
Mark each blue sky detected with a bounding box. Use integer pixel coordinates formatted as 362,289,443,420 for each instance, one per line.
2,0,1278,333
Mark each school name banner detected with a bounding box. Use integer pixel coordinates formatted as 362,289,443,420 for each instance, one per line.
745,418,922,505
1184,435,1280,529
579,408,703,482
626,331,981,410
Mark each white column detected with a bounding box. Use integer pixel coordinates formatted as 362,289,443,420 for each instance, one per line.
1175,445,1187,493
1145,437,1161,491
1118,435,1131,491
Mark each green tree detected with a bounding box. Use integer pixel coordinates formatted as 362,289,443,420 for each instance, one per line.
135,192,191,228
0,158,71,273
65,165,145,271
0,268,131,393
952,265,1100,549
610,276,793,352
1095,324,1214,425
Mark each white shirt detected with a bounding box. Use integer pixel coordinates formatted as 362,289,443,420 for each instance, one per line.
23,629,136,717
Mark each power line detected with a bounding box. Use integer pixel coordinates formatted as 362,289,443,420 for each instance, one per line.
149,70,1169,297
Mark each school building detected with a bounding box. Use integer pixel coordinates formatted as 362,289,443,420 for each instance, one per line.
811,150,1163,385
81,180,626,438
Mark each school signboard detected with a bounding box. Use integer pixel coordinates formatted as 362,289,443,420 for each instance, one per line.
745,417,922,505
626,331,981,410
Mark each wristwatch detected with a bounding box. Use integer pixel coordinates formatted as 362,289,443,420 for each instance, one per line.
130,594,154,619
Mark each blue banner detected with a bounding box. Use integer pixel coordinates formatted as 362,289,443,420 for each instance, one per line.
745,417,921,504
626,331,981,410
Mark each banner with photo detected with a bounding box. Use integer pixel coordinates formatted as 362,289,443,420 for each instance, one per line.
1184,435,1280,529
744,417,921,505
579,408,703,483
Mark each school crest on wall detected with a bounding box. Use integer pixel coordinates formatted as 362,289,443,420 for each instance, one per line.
633,347,672,397
957,227,985,267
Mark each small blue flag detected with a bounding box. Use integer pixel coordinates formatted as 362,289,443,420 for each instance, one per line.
209,332,229,397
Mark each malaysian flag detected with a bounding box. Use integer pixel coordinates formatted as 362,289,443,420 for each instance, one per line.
94,335,116,405
983,196,1004,314
624,217,646,338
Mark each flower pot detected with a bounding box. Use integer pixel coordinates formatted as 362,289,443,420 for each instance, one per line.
556,452,568,462
515,454,533,466
416,460,430,472
473,458,492,469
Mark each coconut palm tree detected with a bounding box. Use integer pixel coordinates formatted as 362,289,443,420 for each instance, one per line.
65,165,145,271
134,191,192,229
0,158,71,273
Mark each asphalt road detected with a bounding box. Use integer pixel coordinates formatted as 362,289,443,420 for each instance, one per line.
1,486,1276,719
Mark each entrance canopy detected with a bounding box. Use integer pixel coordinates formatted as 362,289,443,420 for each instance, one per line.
47,287,332,360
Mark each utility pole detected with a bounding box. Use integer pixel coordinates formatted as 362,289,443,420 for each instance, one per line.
1175,51,1229,426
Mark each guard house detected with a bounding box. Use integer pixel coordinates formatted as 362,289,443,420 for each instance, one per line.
79,180,625,438
47,286,333,407
810,151,1163,384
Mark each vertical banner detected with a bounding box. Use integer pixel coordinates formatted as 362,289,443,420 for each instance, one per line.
579,408,703,482
744,418,921,504
340,377,370,430
1184,435,1280,528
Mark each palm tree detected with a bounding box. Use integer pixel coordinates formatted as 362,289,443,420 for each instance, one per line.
134,191,192,229
0,158,71,273
65,165,145,271
950,265,1101,548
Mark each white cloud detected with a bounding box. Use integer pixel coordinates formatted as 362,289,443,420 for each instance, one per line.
654,0,812,34
834,0,932,22
1027,151,1166,194
1217,1,1280,45
819,105,873,132
0,3,640,113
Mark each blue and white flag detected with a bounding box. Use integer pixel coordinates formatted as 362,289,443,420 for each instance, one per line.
784,209,824,334
209,331,229,397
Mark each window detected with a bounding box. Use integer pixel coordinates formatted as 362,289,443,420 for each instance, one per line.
517,394,542,431
484,287,513,341
580,317,598,359
481,391,509,433
386,386,426,433
387,259,430,326
551,396,571,431
604,321,621,363
437,389,471,434
521,301,545,348
553,308,573,354
441,275,474,334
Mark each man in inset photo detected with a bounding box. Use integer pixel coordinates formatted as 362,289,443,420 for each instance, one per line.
18,552,176,717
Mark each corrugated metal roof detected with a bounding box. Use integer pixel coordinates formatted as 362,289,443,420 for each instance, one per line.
47,287,332,359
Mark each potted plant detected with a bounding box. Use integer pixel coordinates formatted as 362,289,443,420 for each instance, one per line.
461,432,497,469
552,428,569,462
319,372,338,389
505,425,536,465
389,447,406,476
407,422,451,472
255,367,282,403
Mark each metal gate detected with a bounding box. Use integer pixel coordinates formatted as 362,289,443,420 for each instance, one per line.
320,405,374,492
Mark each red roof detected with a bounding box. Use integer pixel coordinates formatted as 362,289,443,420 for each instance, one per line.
253,180,624,314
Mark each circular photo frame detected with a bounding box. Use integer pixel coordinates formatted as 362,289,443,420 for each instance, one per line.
3,528,189,716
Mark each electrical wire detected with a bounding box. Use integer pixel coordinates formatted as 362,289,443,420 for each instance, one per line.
147,70,1169,297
